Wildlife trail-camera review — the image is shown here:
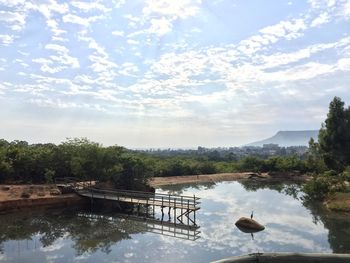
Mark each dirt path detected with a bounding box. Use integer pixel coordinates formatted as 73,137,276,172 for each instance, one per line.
0,184,61,202
148,172,264,187
148,172,309,187
0,184,85,213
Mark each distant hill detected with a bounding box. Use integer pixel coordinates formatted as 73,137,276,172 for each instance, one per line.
246,130,319,147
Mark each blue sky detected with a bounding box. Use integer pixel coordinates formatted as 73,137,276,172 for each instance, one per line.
0,0,349,148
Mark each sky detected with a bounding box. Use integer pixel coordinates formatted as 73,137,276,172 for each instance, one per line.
0,0,349,148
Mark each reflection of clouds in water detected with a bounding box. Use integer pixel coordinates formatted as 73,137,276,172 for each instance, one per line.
263,228,329,251
173,181,330,254
124,252,134,258
0,254,8,262
40,238,65,252
0,181,337,262
46,254,64,263
74,253,91,261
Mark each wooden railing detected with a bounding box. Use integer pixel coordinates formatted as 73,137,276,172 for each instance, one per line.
81,187,200,208
54,177,200,209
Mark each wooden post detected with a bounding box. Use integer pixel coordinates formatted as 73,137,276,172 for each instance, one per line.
193,195,196,225
187,200,190,225
174,198,176,225
194,209,196,226
181,196,183,222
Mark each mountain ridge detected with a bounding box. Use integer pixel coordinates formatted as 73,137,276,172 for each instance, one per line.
246,130,319,147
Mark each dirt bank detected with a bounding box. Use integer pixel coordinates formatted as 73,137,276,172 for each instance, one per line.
324,192,350,213
0,184,85,213
148,172,309,187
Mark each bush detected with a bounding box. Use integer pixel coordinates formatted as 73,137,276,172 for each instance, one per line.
303,169,350,201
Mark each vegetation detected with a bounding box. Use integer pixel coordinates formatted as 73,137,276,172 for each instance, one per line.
0,138,153,190
303,97,350,203
0,137,315,188
318,97,350,171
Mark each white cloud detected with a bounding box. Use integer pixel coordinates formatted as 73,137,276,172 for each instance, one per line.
258,37,350,69
127,39,139,45
78,33,118,81
46,19,67,40
259,18,306,40
29,0,69,19
119,62,139,76
132,0,203,37
45,43,69,53
62,14,103,27
0,34,14,46
344,1,350,16
142,0,201,19
70,1,111,12
32,43,79,73
237,18,307,56
112,30,125,37
0,10,26,31
311,12,330,27
148,17,173,36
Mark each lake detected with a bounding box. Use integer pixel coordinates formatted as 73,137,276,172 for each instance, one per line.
0,181,349,262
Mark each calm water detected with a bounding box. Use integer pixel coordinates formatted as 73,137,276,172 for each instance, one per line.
1,181,350,262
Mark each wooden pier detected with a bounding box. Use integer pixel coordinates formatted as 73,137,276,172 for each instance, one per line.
55,177,201,227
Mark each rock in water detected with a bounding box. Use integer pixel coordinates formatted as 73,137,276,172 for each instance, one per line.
235,217,265,232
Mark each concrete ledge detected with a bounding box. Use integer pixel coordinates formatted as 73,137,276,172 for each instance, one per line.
212,252,350,263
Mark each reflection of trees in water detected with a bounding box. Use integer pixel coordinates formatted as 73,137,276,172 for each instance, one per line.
238,180,302,200
158,181,216,195
69,214,135,255
0,207,147,255
239,180,350,253
302,200,350,253
0,210,65,248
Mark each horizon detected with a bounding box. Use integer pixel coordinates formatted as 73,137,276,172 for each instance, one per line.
1,0,349,148
0,128,319,149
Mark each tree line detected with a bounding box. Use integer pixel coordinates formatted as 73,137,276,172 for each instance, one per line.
0,138,316,188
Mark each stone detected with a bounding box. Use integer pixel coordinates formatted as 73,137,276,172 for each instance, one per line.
235,217,265,232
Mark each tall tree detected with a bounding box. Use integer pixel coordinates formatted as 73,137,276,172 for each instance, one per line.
318,97,350,171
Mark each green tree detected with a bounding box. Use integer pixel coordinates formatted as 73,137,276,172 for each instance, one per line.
306,138,327,173
318,97,350,171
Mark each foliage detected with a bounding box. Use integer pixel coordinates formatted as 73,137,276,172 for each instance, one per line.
318,97,350,171
0,138,151,190
303,167,350,201
0,137,314,188
305,138,327,173
302,97,350,201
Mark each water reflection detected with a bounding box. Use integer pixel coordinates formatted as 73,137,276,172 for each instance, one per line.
0,181,349,262
0,207,140,256
0,206,200,257
159,181,350,255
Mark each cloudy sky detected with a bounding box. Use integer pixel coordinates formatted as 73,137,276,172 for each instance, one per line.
0,0,349,148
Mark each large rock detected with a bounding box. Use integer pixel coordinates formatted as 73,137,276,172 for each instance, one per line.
235,217,265,232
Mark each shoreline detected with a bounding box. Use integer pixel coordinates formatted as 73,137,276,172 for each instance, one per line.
2,173,348,214
148,172,309,187
0,184,86,213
